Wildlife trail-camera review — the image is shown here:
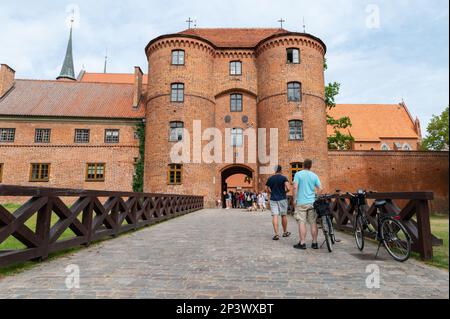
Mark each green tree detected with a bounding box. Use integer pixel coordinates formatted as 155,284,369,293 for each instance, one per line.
324,59,354,150
422,106,449,151
132,121,146,192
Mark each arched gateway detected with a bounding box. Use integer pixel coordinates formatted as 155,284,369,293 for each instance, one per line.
220,165,254,208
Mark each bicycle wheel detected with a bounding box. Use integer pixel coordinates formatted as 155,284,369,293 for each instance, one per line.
354,214,365,251
381,218,411,262
327,216,336,244
322,216,333,252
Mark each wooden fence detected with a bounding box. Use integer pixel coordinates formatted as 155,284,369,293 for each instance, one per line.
288,191,443,260
0,185,204,268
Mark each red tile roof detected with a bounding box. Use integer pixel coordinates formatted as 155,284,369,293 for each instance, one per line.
178,28,287,48
327,104,420,141
79,72,148,85
0,80,145,119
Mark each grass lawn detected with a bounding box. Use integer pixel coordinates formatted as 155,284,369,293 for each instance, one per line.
419,213,449,269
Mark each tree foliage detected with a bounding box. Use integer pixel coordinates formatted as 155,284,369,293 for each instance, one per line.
132,121,146,192
421,106,449,151
325,76,354,150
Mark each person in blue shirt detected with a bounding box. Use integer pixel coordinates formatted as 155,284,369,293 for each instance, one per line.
292,159,323,250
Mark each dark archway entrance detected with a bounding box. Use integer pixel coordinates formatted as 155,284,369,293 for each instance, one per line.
221,165,254,208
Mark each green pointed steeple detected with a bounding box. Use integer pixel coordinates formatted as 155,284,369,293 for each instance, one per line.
57,24,76,81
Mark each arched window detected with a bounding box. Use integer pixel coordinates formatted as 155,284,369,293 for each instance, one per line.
381,143,390,151
291,162,303,182
403,143,412,151
169,121,184,141
230,61,242,75
171,50,185,65
287,48,300,64
289,120,304,140
287,82,301,102
230,94,243,112
171,83,184,102
231,128,243,147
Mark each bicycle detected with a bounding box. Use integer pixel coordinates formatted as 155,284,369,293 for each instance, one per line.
314,194,337,253
347,190,411,262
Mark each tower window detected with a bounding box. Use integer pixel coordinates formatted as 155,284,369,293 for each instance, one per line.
287,48,300,64
168,164,183,185
171,83,184,102
86,163,105,182
35,129,51,143
291,162,303,182
230,61,242,75
30,163,50,182
0,128,15,143
105,129,120,143
171,50,185,65
74,129,90,143
231,128,244,147
230,94,243,112
169,121,184,141
289,120,304,140
287,82,301,102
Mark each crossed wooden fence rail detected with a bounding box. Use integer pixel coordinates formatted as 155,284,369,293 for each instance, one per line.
0,185,204,268
288,191,443,260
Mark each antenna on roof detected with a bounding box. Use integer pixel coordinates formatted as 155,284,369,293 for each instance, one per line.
302,17,306,33
278,18,286,29
103,48,108,74
193,18,197,28
186,17,193,29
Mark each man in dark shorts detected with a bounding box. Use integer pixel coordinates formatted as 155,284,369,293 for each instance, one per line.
265,165,291,241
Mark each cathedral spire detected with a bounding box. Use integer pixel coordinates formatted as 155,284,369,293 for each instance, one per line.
57,19,76,81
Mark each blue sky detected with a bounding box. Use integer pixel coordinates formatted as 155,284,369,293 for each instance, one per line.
0,0,448,130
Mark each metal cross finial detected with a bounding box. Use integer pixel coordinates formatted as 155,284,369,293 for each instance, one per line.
186,17,193,29
278,18,286,29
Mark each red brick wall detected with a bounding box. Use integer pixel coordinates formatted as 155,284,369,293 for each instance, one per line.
0,119,140,203
329,151,449,212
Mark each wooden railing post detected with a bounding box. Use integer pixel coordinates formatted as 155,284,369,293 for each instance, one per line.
416,199,433,260
82,196,94,246
35,196,53,261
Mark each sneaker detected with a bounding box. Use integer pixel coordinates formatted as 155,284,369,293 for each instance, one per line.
294,243,307,250
311,243,319,250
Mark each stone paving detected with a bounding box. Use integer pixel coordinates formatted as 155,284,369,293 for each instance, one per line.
0,209,448,299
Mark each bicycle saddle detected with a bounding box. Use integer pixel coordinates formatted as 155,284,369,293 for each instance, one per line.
374,200,387,207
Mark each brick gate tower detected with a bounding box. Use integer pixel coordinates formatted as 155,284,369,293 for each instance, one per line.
143,28,328,206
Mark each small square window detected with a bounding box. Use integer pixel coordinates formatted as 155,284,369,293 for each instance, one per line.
287,48,300,64
171,83,184,103
30,163,50,182
168,164,182,185
35,129,51,143
105,129,120,143
171,50,185,65
86,163,105,182
75,129,90,143
230,61,242,75
0,128,15,143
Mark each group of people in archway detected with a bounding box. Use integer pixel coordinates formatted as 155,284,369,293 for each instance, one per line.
221,190,268,211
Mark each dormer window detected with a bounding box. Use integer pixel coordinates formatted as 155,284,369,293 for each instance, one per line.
171,50,185,65
230,61,242,75
287,48,300,64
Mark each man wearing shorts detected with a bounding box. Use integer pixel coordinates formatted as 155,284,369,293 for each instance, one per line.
293,159,322,250
265,165,291,241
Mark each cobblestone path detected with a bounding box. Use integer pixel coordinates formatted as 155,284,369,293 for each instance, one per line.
0,209,448,299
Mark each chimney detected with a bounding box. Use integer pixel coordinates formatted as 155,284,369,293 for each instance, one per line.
0,64,16,98
133,66,143,108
